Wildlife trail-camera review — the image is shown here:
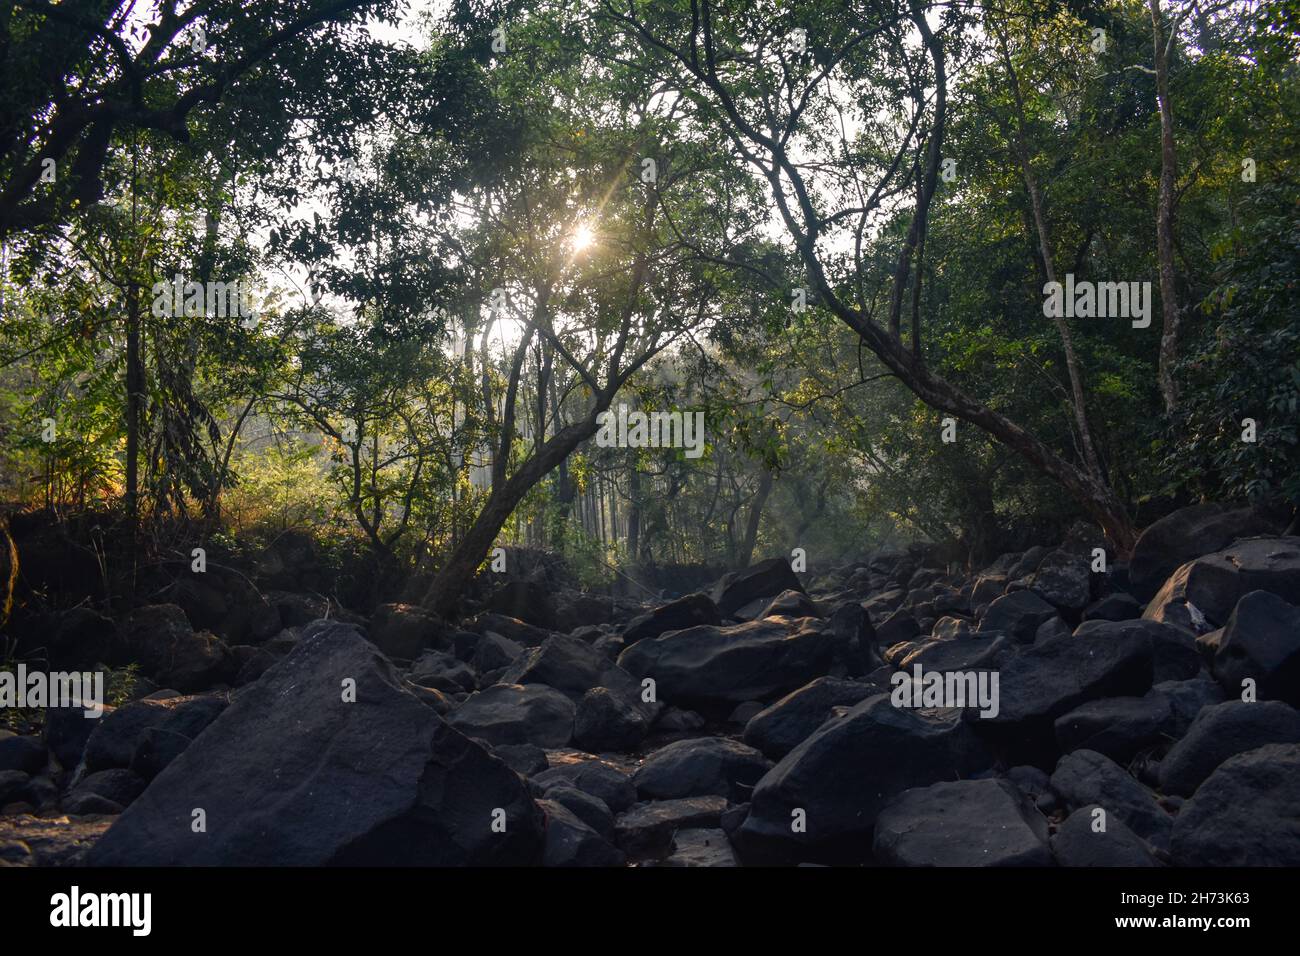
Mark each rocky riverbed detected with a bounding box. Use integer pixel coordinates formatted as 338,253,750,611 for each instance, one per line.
2,503,1298,867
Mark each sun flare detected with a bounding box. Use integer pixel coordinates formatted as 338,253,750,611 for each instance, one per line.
570,222,596,253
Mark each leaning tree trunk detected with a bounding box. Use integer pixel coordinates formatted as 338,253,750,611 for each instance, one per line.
423,414,603,619
738,469,774,568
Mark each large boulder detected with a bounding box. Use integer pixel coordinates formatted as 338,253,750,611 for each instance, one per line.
1212,590,1300,706
1051,805,1159,867
615,796,729,858
826,601,881,675
367,603,448,661
83,693,227,775
1129,503,1279,602
86,622,543,865
446,683,575,749
620,593,721,647
743,677,880,760
573,687,650,753
711,557,804,618
737,694,990,862
538,799,624,867
499,634,652,721
1158,700,1300,796
632,737,772,803
1053,696,1170,764
1049,749,1172,849
617,618,835,705
1142,537,1300,633
873,778,1051,867
116,605,232,691
486,580,557,630
1169,743,1300,866
1020,549,1092,613
1073,618,1200,683
970,631,1154,768
978,590,1058,644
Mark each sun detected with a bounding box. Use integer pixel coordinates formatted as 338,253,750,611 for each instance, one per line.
570,222,596,253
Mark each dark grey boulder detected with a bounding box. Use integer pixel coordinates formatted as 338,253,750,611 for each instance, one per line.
538,799,624,867
446,683,575,749
1129,503,1279,602
1022,549,1092,613
1145,677,1226,738
1083,592,1142,622
1142,536,1300,633
1158,700,1300,797
620,593,721,647
738,694,990,862
1051,804,1159,867
544,786,614,840
615,795,729,858
0,735,45,774
662,827,738,867
743,677,879,760
873,778,1051,867
116,605,232,691
1054,696,1170,763
1050,749,1172,849
533,758,637,813
1170,743,1300,866
86,622,543,865
632,737,772,802
83,693,227,774
573,686,650,753
617,618,835,705
978,590,1058,644
1213,590,1300,706
711,557,804,618
761,590,820,620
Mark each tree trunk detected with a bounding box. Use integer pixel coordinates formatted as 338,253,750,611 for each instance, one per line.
738,469,773,568
1150,0,1181,414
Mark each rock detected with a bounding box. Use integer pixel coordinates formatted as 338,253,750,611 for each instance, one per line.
40,607,116,672
899,635,1007,673
615,795,729,858
1129,503,1279,602
971,630,1154,768
761,590,819,620
68,768,146,808
42,703,103,770
663,827,738,867
1158,700,1300,797
654,707,706,734
1145,677,1226,738
632,737,772,802
164,572,281,646
1083,592,1142,622
553,590,614,634
620,593,721,647
117,605,232,691
1051,805,1159,866
545,787,615,839
573,687,650,752
932,616,974,640
978,590,1058,644
538,799,624,867
447,684,575,749
873,778,1051,867
500,635,651,721
1023,549,1092,613
712,557,804,618
83,694,227,774
469,631,524,673
408,649,476,694
826,601,880,675
1142,537,1300,633
1054,696,1170,763
728,700,765,725
472,613,553,647
1169,743,1300,866
738,694,990,862
971,573,1009,612
1073,618,1200,683
0,770,29,807
367,603,448,661
534,759,636,813
0,735,45,774
1050,749,1172,849
1035,617,1071,644
86,622,543,865
486,580,557,630
489,743,549,777
1213,590,1300,706
876,608,920,645
617,618,834,705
